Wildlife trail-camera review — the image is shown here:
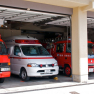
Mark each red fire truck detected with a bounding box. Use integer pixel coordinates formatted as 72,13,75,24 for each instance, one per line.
42,39,94,77
0,35,10,83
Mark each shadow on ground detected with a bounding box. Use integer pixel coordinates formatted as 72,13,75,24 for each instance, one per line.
0,71,72,88
0,72,94,89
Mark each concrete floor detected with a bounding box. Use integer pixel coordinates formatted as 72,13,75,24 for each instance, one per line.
0,72,94,89
0,73,94,94
14,83,94,94
0,73,72,88
88,72,94,80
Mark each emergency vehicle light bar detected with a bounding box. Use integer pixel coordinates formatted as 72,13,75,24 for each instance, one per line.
15,40,40,44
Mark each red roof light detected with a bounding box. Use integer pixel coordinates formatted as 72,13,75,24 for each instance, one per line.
15,40,40,44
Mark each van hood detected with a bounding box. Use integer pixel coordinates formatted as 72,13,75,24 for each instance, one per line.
27,57,57,64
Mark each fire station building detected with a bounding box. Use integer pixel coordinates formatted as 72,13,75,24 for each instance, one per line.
0,0,94,83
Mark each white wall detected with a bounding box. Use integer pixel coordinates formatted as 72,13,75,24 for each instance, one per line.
0,29,21,38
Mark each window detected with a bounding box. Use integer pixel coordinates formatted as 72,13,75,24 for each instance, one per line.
14,46,21,56
88,43,94,55
66,43,71,53
0,42,7,55
56,44,64,52
7,48,10,54
21,45,50,56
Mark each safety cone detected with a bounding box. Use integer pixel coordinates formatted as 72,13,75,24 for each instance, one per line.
54,77,58,80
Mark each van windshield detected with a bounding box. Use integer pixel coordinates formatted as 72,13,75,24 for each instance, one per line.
0,42,7,55
21,45,51,56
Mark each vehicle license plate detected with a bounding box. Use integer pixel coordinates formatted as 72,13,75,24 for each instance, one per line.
45,70,50,73
89,68,93,72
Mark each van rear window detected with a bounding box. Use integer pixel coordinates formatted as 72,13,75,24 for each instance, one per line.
21,45,50,56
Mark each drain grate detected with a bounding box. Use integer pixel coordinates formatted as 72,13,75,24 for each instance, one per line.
70,91,80,94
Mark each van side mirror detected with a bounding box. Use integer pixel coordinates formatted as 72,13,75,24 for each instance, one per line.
18,52,21,57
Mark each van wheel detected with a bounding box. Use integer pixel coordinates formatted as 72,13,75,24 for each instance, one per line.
20,68,30,81
64,66,71,77
0,78,5,83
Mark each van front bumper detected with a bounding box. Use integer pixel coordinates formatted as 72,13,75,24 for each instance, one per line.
26,66,59,77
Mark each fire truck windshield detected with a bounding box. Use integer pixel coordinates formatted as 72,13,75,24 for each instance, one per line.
0,42,7,55
66,43,71,53
66,43,94,56
88,43,94,55
21,45,51,56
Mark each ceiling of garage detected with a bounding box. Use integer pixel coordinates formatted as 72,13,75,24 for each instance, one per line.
87,18,94,28
0,7,94,28
0,7,66,23
47,18,94,28
46,17,70,26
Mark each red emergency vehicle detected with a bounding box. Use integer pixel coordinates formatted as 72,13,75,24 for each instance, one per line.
0,35,10,83
42,39,94,77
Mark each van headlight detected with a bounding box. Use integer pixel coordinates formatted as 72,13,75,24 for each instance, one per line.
54,62,58,66
27,63,38,67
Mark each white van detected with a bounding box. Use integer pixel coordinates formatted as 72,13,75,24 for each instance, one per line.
4,35,59,81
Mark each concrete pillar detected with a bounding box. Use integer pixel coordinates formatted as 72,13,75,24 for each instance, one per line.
72,7,88,82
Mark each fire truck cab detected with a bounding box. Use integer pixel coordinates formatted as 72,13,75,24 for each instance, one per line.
0,35,10,83
4,35,59,81
42,40,94,77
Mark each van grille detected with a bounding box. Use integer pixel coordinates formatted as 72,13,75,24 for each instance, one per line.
38,64,53,67
37,69,55,73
